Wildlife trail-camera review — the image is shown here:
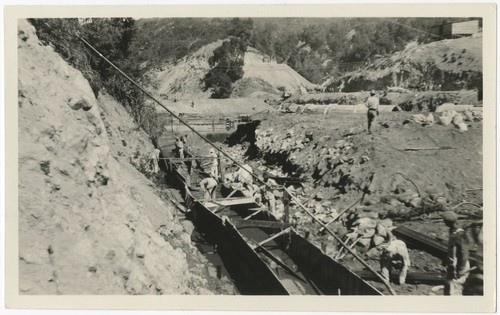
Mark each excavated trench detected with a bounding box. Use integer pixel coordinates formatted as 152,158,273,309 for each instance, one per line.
159,117,483,296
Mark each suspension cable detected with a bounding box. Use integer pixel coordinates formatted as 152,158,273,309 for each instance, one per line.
76,34,274,189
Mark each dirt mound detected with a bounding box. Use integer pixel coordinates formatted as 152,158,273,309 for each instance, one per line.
150,43,315,101
152,40,224,100
232,77,281,98
18,19,233,295
241,47,316,94
330,37,482,92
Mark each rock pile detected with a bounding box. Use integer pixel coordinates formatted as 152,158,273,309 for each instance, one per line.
255,126,369,191
437,108,482,132
343,214,396,258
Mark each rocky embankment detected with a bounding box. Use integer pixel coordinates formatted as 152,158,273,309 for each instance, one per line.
18,19,234,295
227,111,482,236
330,37,482,92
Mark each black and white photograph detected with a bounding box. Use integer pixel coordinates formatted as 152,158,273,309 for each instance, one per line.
3,3,496,313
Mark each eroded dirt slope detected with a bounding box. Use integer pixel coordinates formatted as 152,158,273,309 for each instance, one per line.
17,19,232,295
150,42,315,102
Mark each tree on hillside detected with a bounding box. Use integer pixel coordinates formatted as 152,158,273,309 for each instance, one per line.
203,18,253,98
29,18,166,144
203,37,247,98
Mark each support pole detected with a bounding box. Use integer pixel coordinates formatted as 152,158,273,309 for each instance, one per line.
283,188,290,223
284,187,397,295
318,196,362,234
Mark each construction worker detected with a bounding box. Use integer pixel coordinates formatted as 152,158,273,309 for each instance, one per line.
175,137,184,159
181,135,190,155
380,234,411,285
260,172,278,214
208,148,219,179
199,176,218,201
365,90,379,134
235,163,253,186
442,210,471,295
151,147,161,174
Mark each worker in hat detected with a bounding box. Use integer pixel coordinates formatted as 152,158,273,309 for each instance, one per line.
199,175,218,201
441,210,471,295
181,135,190,155
236,163,254,186
175,137,184,159
260,172,278,214
365,90,379,134
208,148,219,179
380,232,411,285
150,146,161,174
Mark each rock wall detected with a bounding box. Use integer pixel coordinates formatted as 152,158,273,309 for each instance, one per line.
17,19,217,295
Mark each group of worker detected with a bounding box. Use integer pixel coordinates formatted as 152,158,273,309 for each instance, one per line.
154,98,479,296
378,209,479,295
366,91,480,295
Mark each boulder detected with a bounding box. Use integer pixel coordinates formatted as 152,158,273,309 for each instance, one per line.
438,115,452,126
358,237,372,247
457,122,468,132
412,114,427,124
378,218,393,228
408,197,422,208
366,246,381,259
357,211,379,220
360,227,376,238
463,109,474,122
426,113,434,125
452,113,465,125
372,235,386,247
376,224,388,237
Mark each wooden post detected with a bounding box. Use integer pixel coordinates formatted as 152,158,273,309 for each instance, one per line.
212,117,215,133
218,154,224,182
216,265,222,279
283,188,290,223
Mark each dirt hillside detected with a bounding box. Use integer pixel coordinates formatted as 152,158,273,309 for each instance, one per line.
240,47,316,94
332,36,482,92
150,42,315,102
18,19,234,295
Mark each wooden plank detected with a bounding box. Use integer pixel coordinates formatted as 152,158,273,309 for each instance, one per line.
393,226,483,268
232,219,291,230
163,157,214,161
201,197,257,208
356,270,446,285
404,146,455,151
243,209,263,220
257,227,292,247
